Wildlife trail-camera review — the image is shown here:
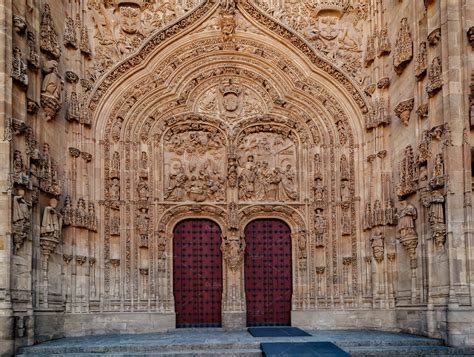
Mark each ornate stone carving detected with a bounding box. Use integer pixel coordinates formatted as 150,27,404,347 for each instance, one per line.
370,232,384,263
314,208,328,247
11,48,28,88
164,127,225,202
79,24,92,55
27,31,40,69
221,232,245,271
378,25,391,56
237,131,298,202
394,98,414,126
40,3,60,58
12,188,31,252
366,97,390,129
426,57,443,97
313,178,328,208
41,60,63,121
12,150,29,186
415,42,428,80
429,153,445,189
13,15,27,34
365,34,376,66
416,104,429,120
397,203,418,269
393,18,413,74
397,145,417,198
63,16,77,48
66,91,80,122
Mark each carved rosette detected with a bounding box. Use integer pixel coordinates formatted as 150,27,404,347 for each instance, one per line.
221,233,245,271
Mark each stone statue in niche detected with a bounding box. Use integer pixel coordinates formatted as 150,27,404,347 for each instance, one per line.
430,153,445,189
370,232,384,263
87,202,98,232
137,177,149,201
340,180,351,202
41,60,63,121
75,198,87,228
237,132,298,202
12,150,29,186
13,188,31,251
40,198,63,241
313,178,327,207
62,196,74,226
164,128,226,202
397,203,417,239
393,17,413,74
11,47,28,88
137,208,150,246
39,3,60,58
110,178,120,201
314,208,328,247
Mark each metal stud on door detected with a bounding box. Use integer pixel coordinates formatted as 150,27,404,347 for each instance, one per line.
173,219,223,328
245,219,292,326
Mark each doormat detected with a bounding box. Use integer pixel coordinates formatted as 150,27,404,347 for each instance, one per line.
261,342,350,357
248,327,311,337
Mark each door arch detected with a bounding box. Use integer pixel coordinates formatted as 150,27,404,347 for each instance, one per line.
173,219,223,328
244,219,292,326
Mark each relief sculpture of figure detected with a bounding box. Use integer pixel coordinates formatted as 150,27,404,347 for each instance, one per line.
238,155,257,200
165,167,188,201
278,164,298,201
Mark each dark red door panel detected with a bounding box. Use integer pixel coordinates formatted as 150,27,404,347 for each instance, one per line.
173,219,223,328
245,219,292,326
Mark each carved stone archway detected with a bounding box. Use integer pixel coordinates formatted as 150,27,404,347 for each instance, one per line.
91,0,366,331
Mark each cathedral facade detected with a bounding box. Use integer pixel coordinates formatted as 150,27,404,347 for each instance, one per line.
0,0,473,355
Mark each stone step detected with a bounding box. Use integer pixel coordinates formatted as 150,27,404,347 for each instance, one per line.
17,349,263,357
346,345,474,356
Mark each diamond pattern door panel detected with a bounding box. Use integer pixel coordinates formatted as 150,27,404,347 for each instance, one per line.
245,219,292,326
173,219,223,328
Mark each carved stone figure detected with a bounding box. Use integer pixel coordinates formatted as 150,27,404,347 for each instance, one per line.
137,177,149,201
430,153,445,189
13,15,27,34
370,232,384,263
40,198,63,241
11,47,28,88
238,155,256,200
13,188,31,251
75,198,87,228
41,60,63,121
110,178,120,201
62,196,74,226
221,233,245,271
12,150,28,186
40,3,61,58
393,18,413,74
397,203,418,268
165,166,188,201
340,180,351,202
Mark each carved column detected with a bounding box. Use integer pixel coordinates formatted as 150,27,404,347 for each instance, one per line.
221,229,246,329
